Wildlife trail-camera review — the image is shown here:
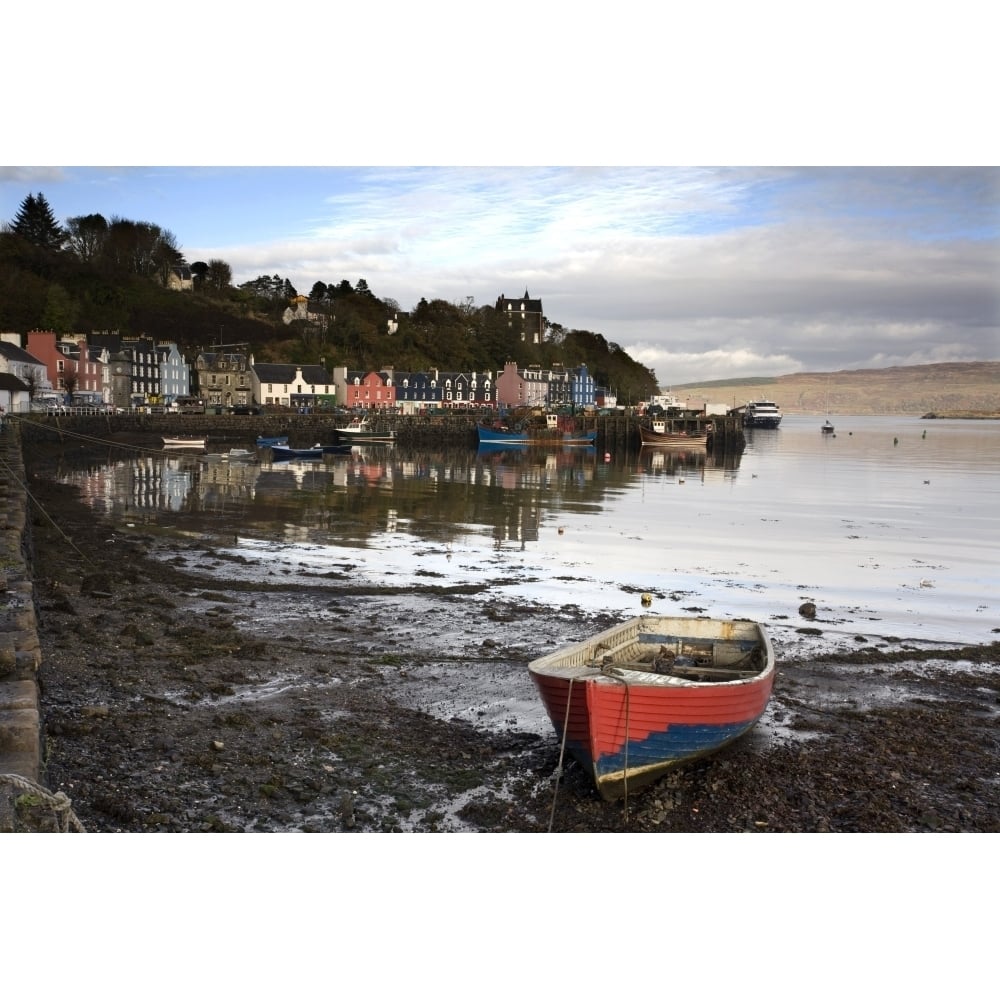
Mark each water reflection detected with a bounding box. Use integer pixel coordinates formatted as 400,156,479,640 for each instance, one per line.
57,441,747,548
635,445,743,483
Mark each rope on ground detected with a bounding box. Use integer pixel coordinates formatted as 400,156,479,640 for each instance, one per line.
0,773,85,832
0,453,97,570
547,676,575,833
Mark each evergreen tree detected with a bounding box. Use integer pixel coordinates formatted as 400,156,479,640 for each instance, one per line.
10,192,65,251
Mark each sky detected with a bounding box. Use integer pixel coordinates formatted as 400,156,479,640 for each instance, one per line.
4,8,998,389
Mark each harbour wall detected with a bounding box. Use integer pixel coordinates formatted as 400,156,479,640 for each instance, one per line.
0,421,44,830
14,410,744,451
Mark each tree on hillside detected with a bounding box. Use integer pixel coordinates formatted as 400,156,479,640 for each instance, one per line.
9,192,65,251
65,213,109,262
99,217,184,282
206,259,232,295
238,274,293,300
151,227,185,286
189,261,209,289
40,282,79,333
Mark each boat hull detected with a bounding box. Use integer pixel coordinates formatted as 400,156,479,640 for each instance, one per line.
256,436,289,448
477,426,597,447
271,443,351,460
639,427,708,448
271,445,322,460
337,431,396,443
162,437,205,448
336,418,395,443
742,400,783,429
529,615,774,801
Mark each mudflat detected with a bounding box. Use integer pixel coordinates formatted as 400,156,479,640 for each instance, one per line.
24,464,1000,833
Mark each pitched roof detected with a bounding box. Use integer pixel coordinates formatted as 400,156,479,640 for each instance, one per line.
0,341,44,364
253,363,332,385
0,372,29,391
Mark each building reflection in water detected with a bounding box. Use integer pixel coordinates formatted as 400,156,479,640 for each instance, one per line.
57,442,742,549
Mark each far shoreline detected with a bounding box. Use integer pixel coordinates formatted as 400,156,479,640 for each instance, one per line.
921,411,1000,419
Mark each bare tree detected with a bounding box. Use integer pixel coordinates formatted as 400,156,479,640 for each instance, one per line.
206,259,232,295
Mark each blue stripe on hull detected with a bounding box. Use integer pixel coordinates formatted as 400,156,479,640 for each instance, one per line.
561,720,756,783
595,720,754,777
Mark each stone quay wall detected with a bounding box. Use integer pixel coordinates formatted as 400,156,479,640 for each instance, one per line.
0,421,44,830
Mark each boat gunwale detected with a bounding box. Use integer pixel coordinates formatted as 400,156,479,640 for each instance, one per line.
528,615,775,688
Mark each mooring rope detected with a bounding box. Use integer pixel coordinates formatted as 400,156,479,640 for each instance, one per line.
0,773,85,832
0,453,98,569
548,676,575,832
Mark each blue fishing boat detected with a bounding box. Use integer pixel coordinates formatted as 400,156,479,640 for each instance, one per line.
256,435,289,448
476,425,597,447
271,442,352,461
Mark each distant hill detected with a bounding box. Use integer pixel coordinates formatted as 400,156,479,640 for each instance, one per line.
671,362,1000,416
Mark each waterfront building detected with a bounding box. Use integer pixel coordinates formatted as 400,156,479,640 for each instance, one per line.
157,342,191,405
193,350,253,410
250,359,336,410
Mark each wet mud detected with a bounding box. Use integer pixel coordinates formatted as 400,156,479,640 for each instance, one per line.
25,469,1000,833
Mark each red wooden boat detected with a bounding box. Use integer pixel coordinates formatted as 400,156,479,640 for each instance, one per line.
529,614,775,801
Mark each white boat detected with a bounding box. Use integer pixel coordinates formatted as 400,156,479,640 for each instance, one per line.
336,416,396,443
162,436,206,448
742,400,782,429
224,448,256,461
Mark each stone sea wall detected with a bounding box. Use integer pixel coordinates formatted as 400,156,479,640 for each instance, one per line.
0,421,44,830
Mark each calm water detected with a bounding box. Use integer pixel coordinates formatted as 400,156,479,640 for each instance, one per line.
60,414,1000,647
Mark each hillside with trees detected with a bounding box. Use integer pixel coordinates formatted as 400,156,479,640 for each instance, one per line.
0,191,657,402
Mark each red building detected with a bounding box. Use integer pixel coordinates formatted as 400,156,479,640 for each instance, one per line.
25,331,106,399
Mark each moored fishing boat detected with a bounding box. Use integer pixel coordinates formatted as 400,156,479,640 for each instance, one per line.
336,416,396,443
271,442,352,460
821,420,835,434
529,614,775,801
639,419,709,448
256,435,289,448
477,425,597,447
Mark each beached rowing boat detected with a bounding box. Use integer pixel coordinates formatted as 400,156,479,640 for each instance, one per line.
529,614,775,801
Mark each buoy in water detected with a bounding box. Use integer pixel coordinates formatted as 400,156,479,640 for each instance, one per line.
604,452,611,462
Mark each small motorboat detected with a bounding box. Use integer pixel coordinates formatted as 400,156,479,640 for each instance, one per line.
639,419,709,448
271,443,352,461
256,435,289,448
162,436,206,449
336,416,396,443
821,420,835,434
529,614,775,801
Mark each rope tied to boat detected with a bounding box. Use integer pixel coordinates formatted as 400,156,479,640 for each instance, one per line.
0,773,85,832
548,676,576,832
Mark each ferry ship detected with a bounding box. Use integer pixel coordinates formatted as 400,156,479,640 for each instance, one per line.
742,399,783,429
